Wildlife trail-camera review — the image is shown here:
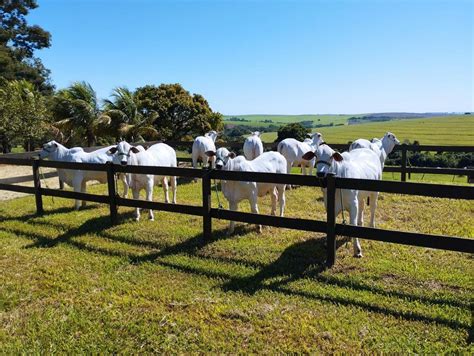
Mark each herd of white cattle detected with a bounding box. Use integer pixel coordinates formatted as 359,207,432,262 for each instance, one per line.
38,130,400,257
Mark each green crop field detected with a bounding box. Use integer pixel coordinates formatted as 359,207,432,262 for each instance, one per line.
224,114,352,127
259,115,474,145
1,179,472,353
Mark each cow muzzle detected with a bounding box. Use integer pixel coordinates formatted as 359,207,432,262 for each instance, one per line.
317,172,326,178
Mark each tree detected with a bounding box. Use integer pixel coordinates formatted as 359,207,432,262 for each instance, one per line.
50,82,109,147
135,83,223,140
102,87,158,142
275,123,310,142
0,0,52,93
0,79,48,152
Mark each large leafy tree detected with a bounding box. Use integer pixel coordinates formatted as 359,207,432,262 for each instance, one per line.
135,83,223,140
102,87,158,142
0,79,48,152
0,0,52,93
50,82,109,147
275,123,310,142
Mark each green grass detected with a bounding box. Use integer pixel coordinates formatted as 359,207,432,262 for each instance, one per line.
260,115,474,145
0,178,473,353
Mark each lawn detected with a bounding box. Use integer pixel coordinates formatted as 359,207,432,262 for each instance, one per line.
0,177,473,353
260,115,474,145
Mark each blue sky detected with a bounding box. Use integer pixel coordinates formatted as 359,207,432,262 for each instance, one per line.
29,0,473,114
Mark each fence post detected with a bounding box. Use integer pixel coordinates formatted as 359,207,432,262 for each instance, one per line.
202,170,212,240
59,179,64,190
106,162,118,225
326,173,336,267
32,158,43,215
401,145,407,182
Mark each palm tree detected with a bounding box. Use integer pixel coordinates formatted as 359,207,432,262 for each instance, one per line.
102,87,158,142
51,81,110,146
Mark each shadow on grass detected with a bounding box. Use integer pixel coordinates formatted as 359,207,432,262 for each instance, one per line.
5,205,472,333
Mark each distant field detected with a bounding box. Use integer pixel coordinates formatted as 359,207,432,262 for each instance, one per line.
260,115,474,145
223,114,352,127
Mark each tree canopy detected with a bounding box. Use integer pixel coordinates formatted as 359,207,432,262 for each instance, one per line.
0,0,52,93
135,83,223,140
275,122,310,142
0,79,48,152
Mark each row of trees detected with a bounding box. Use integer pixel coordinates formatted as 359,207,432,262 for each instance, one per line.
0,81,224,153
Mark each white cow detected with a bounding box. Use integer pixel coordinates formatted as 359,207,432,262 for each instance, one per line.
206,149,287,234
108,141,177,221
277,132,324,175
349,132,400,168
192,130,218,170
302,143,382,257
38,140,130,210
243,131,264,160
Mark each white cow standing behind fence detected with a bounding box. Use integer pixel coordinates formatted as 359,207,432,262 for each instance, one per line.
192,131,218,170
38,140,130,210
243,131,264,160
108,141,177,221
303,143,382,257
349,132,400,168
277,132,324,175
205,149,287,234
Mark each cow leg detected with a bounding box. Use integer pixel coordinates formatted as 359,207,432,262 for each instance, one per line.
357,198,365,226
210,156,216,169
228,201,238,235
302,165,307,175
202,156,209,169
72,175,83,210
170,176,177,204
146,178,154,221
249,193,262,233
121,174,129,198
369,192,378,228
287,161,293,189
350,200,362,257
270,187,277,216
162,176,169,203
192,153,199,182
133,189,141,221
81,180,87,207
277,185,286,217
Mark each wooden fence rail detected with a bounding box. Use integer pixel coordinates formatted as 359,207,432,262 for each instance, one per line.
0,156,473,266
2,142,474,183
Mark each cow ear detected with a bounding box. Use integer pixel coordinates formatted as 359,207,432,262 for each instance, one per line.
130,146,140,154
302,151,315,160
333,152,343,162
228,152,236,159
205,150,216,157
107,147,118,154
53,142,58,148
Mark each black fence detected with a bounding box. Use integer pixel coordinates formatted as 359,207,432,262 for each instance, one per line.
0,156,473,267
3,142,472,182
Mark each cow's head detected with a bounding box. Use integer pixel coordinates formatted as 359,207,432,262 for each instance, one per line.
205,130,218,142
307,132,323,147
382,132,400,153
38,140,59,159
205,147,235,169
107,141,141,166
302,143,342,177
251,131,261,137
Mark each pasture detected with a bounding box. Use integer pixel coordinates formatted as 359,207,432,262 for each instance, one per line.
224,114,352,127
1,178,472,353
259,115,474,145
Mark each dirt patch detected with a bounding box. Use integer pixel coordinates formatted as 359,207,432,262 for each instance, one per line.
0,164,60,201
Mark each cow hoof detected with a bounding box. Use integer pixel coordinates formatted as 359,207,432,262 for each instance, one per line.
149,217,155,221
354,253,363,258
135,217,140,222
